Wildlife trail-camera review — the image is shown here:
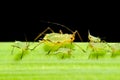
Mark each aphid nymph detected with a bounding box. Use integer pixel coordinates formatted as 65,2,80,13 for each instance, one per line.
87,30,110,59
88,30,101,42
11,35,35,60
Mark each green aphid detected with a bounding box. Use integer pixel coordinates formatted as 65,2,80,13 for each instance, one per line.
88,43,107,59
11,41,32,60
34,22,85,57
87,30,110,59
38,30,78,55
88,30,101,42
43,39,74,54
54,48,72,59
14,50,30,60
110,43,120,57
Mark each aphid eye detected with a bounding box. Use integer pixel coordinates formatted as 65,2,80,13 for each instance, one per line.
89,37,92,38
70,37,73,40
70,37,74,40
57,41,60,43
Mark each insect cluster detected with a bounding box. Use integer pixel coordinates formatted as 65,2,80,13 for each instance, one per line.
11,22,120,60
87,30,120,59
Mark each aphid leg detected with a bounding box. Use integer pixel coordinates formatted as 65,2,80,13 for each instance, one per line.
61,53,65,59
47,50,51,55
88,49,98,59
30,40,43,50
11,45,21,55
41,21,83,41
59,29,63,34
74,43,86,53
20,50,24,59
73,30,83,42
102,40,111,48
61,48,72,59
46,45,60,55
34,27,55,41
47,48,54,55
11,47,15,55
86,43,90,51
70,42,73,50
61,43,73,59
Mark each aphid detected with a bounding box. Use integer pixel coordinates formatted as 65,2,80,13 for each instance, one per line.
87,30,109,59
11,36,35,60
34,21,85,58
11,41,30,60
110,43,120,57
88,30,101,42
87,42,108,59
54,48,72,59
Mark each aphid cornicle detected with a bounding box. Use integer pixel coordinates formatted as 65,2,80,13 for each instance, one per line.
34,21,85,58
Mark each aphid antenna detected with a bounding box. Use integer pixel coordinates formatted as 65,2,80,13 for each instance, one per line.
88,29,98,37
40,20,73,33
88,29,92,41
40,20,83,42
34,27,54,41
24,34,29,46
88,29,90,35
23,33,33,50
73,30,83,42
88,29,101,39
88,29,94,37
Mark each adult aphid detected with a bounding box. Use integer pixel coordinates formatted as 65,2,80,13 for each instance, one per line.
34,21,85,58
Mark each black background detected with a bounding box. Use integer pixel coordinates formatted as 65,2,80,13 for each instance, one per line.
0,3,120,42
